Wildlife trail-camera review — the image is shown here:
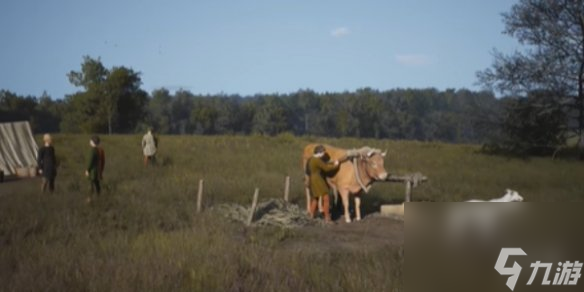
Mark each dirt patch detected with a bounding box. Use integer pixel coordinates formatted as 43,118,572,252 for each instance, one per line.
213,198,404,254
284,215,404,253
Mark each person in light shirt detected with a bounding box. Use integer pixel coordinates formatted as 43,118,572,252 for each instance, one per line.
142,127,158,166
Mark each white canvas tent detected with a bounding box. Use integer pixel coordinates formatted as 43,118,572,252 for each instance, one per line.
0,121,39,175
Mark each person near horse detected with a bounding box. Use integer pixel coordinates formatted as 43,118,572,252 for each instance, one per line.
306,145,351,223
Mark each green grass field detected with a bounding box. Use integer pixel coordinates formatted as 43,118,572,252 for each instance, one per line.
1,134,583,291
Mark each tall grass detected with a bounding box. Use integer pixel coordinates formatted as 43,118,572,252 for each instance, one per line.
1,134,583,291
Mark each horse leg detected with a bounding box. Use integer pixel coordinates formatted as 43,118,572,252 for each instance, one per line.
339,189,351,223
331,186,339,219
355,196,362,221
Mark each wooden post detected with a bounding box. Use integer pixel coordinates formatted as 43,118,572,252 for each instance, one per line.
386,173,427,203
306,187,311,212
247,188,260,226
284,176,290,202
405,180,412,202
196,179,204,213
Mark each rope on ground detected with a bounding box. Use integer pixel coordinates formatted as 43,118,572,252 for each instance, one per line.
212,198,321,228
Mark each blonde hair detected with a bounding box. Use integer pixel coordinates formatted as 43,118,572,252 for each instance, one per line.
43,133,52,143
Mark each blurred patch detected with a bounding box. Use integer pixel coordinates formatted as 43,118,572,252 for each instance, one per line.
406,203,584,292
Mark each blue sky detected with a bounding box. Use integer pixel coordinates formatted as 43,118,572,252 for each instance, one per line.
0,0,520,99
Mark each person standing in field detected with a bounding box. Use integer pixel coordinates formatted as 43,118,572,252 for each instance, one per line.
307,145,341,223
142,127,157,166
85,135,105,202
37,133,57,193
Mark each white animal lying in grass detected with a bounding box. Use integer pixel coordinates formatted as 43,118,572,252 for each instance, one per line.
466,189,524,202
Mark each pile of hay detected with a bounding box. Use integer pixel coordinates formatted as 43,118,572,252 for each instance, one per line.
213,198,319,228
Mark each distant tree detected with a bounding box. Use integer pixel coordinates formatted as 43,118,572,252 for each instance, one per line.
146,88,173,134
356,88,385,138
61,91,104,133
449,89,500,143
0,90,36,123
104,67,148,133
68,56,108,89
295,89,319,135
171,90,194,134
191,97,219,134
335,95,360,137
213,96,241,134
477,0,584,155
62,56,108,132
0,90,63,132
63,56,147,134
394,89,426,140
236,99,256,134
486,91,567,156
252,96,289,136
35,91,63,133
314,94,340,137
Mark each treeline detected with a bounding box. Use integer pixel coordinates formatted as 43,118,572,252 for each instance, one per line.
148,87,502,143
0,56,511,145
0,87,502,144
0,91,64,133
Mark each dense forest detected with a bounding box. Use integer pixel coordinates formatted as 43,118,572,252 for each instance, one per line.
0,83,502,144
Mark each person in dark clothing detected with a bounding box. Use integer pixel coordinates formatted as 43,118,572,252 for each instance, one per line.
37,133,57,193
85,135,105,202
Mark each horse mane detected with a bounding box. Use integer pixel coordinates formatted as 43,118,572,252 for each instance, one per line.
354,146,381,157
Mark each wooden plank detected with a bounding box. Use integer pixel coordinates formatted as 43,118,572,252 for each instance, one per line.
380,204,404,216
386,173,428,184
386,173,427,202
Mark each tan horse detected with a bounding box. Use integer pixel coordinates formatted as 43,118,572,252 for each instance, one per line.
302,144,388,223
